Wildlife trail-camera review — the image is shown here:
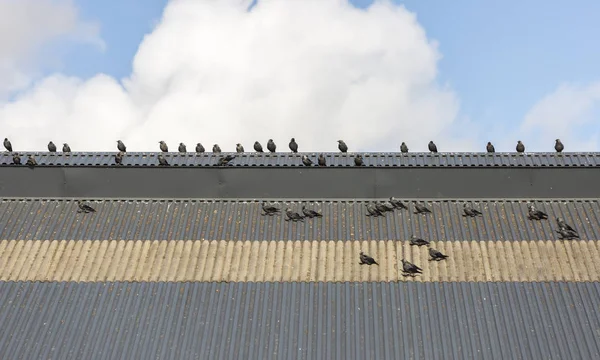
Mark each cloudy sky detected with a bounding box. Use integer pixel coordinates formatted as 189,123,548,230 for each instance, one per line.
1,0,599,153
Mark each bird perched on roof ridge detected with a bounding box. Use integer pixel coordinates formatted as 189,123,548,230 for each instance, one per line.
267,139,276,153
527,204,548,220
26,155,37,167
196,143,205,153
117,140,126,152
76,200,96,213
410,235,430,246
486,142,495,153
48,141,57,152
302,205,323,218
400,142,409,153
302,155,313,166
114,151,124,165
401,259,423,276
354,154,364,166
254,141,264,153
159,141,168,152
359,252,379,265
516,141,525,153
429,248,449,261
338,140,348,153
428,141,438,153
178,143,187,153
158,154,169,166
236,143,244,153
262,202,280,216
555,139,564,153
285,208,304,222
375,202,390,213
3,138,12,152
414,203,432,214
289,138,298,153
390,197,408,210
318,154,326,166
212,144,221,153
12,154,21,165
217,154,235,166
463,203,483,217
62,143,71,153
366,203,383,217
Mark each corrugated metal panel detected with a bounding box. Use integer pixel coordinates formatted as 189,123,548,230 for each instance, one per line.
0,198,598,241
0,240,598,282
0,281,597,359
2,152,600,167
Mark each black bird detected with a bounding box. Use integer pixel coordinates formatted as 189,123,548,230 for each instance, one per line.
359,252,379,265
302,155,313,166
463,203,483,217
217,154,236,166
117,140,127,152
267,139,276,153
429,248,449,261
285,208,304,222
3,138,12,152
516,140,525,153
337,140,348,153
400,142,409,153
375,202,390,213
486,142,495,153
318,154,326,166
428,141,438,153
158,154,169,166
302,205,323,218
527,204,548,220
366,203,383,217
556,228,580,240
159,141,168,152
236,143,244,153
414,203,432,214
254,141,264,152
401,259,423,276
390,197,408,210
555,139,564,153
114,151,124,165
12,154,21,165
261,202,280,216
48,141,57,152
381,201,395,212
178,143,187,153
196,143,205,153
212,144,221,153
62,143,71,152
556,217,576,233
289,138,298,153
77,200,96,213
410,235,430,246
26,155,37,167
354,154,364,166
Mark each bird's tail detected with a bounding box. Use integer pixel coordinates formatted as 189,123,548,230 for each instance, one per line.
374,261,379,266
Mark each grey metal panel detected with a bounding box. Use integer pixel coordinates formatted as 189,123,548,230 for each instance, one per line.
2,151,600,167
0,281,598,359
2,167,600,199
0,198,599,241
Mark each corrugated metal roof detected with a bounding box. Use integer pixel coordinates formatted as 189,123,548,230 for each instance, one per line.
2,152,600,167
0,198,598,241
0,281,598,359
1,239,598,282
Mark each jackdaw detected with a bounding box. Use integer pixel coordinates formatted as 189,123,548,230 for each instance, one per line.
401,259,423,276
390,197,408,210
381,201,395,212
77,200,96,213
486,142,495,153
62,143,71,153
429,248,449,261
302,205,323,218
117,140,127,152
375,202,390,213
261,202,280,216
463,203,483,217
318,154,326,166
414,203,432,214
400,142,409,153
354,154,364,166
302,155,313,166
178,143,187,153
212,144,221,153
555,139,564,153
158,154,169,166
410,235,430,246
338,140,348,153
115,151,124,165
366,203,383,217
516,141,525,153
217,155,236,166
3,138,12,152
254,141,264,152
428,141,438,153
159,141,169,152
359,252,379,266
267,139,276,153
289,138,298,153
556,228,580,240
196,143,205,153
26,155,37,167
236,143,244,153
12,154,21,165
556,217,577,233
285,208,304,222
48,141,57,152
527,204,548,220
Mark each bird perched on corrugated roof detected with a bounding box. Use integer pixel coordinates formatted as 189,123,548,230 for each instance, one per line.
267,139,276,153
196,143,205,153
556,227,579,240
401,259,423,276
381,201,395,212
12,154,21,165
77,200,96,213
354,154,364,166
400,142,409,153
318,154,326,166
217,154,235,166
114,151,124,165
428,141,438,153
178,143,187,153
486,142,495,153
301,155,313,166
366,203,383,217
236,143,244,153
555,139,564,153
48,141,57,152
390,197,408,210
337,140,348,153
62,143,71,152
410,235,430,246
26,155,37,167
428,248,449,261
516,140,525,153
527,204,548,220
254,141,264,152
261,202,280,216
289,138,298,153
414,203,432,214
359,252,379,265
158,154,169,166
3,138,12,152
212,144,221,153
463,203,483,217
302,205,322,218
375,202,390,213
285,208,304,222
117,140,126,152
556,217,576,233
159,141,168,152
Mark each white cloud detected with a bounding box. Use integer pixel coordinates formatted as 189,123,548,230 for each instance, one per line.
0,0,469,152
0,0,102,97
516,82,600,152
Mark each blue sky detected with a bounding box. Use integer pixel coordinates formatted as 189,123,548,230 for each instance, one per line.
62,0,600,141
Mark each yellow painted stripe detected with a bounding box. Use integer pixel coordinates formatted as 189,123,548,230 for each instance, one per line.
0,240,598,282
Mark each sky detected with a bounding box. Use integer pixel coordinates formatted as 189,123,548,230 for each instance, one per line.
0,0,599,153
